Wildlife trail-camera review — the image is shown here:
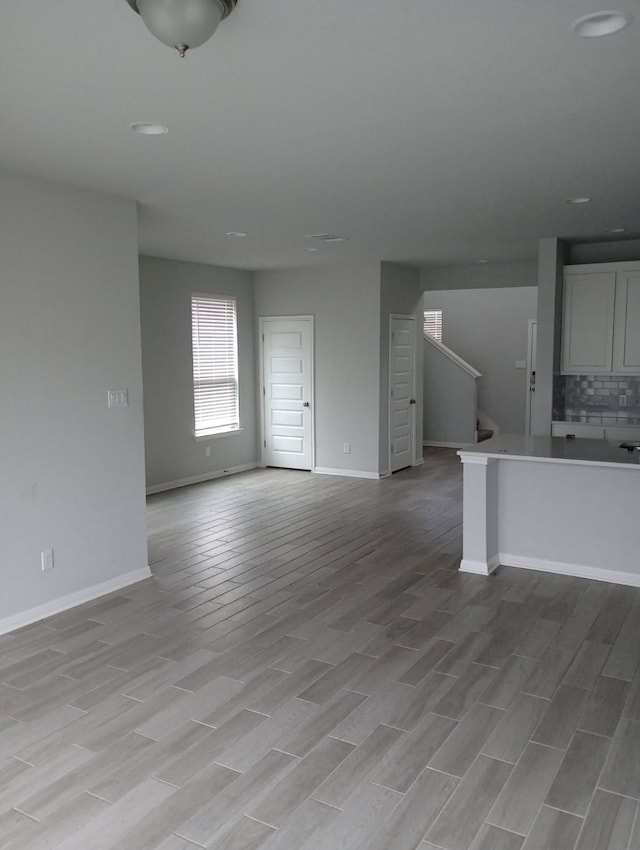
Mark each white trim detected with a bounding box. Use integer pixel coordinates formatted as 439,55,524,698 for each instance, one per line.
459,556,500,576
258,315,315,472
313,467,382,480
0,567,152,638
424,440,474,449
146,462,258,495
194,428,244,442
457,453,497,466
412,457,424,467
423,333,482,379
499,553,640,588
457,448,638,471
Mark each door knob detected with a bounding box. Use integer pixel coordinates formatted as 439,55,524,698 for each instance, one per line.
303,402,310,407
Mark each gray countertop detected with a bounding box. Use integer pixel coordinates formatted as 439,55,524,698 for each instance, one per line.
458,434,640,468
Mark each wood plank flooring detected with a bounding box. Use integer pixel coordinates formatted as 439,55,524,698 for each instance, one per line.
2,448,640,849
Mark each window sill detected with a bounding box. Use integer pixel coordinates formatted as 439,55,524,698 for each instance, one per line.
194,428,244,442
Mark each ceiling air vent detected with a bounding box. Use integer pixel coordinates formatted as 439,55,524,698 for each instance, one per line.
304,233,349,242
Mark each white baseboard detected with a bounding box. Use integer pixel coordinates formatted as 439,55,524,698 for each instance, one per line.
146,462,258,495
313,467,382,480
459,556,500,575
499,553,640,588
424,441,474,449
0,566,152,637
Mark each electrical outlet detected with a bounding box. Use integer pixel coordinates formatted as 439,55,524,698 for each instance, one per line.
619,395,627,407
343,442,351,454
205,446,211,457
107,389,129,408
41,549,54,572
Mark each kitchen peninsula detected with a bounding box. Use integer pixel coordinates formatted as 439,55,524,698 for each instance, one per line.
458,434,640,587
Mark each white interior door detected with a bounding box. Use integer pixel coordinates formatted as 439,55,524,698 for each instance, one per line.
389,315,416,472
261,317,313,470
526,320,537,435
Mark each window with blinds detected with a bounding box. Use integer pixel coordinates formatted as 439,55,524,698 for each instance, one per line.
423,309,443,341
191,294,239,437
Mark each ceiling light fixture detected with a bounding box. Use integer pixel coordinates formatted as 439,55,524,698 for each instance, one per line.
226,231,247,238
131,122,170,135
607,227,626,233
571,11,631,37
125,0,238,57
567,196,591,204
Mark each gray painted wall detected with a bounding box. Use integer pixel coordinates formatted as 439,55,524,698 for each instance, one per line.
379,263,423,472
570,239,640,265
423,287,538,434
139,256,257,488
0,173,148,621
423,342,477,445
421,260,537,291
254,263,381,474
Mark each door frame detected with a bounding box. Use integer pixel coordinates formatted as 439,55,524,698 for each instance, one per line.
388,313,418,474
258,315,316,471
525,319,537,436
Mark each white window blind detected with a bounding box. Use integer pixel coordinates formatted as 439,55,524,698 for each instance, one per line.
423,309,443,341
191,294,239,437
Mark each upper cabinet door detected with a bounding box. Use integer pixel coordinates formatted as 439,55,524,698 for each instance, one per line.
612,271,640,374
562,272,616,374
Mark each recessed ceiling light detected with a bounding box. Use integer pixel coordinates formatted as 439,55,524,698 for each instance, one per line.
476,259,489,264
130,122,169,135
607,227,626,233
226,231,247,238
567,196,591,205
306,247,318,253
571,11,631,37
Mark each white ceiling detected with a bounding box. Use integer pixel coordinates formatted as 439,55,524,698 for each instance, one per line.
2,1,639,270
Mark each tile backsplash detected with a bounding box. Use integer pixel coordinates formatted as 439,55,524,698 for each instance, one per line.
553,374,640,424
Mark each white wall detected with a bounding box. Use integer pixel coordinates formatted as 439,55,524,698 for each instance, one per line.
570,239,640,265
379,263,423,471
254,263,382,475
422,286,538,434
420,260,537,291
139,256,257,489
423,341,477,446
0,173,148,627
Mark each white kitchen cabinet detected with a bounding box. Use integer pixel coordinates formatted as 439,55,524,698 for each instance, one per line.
613,271,640,373
562,263,640,375
551,422,605,439
603,424,640,443
551,422,640,442
561,271,616,373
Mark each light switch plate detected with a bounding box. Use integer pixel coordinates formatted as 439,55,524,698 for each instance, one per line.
108,389,129,408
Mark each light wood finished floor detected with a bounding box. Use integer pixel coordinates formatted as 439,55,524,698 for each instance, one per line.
2,448,640,849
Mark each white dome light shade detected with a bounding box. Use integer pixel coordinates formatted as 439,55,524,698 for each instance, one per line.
136,0,225,53
571,11,631,37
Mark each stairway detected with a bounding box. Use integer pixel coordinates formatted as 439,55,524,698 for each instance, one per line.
477,423,494,443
